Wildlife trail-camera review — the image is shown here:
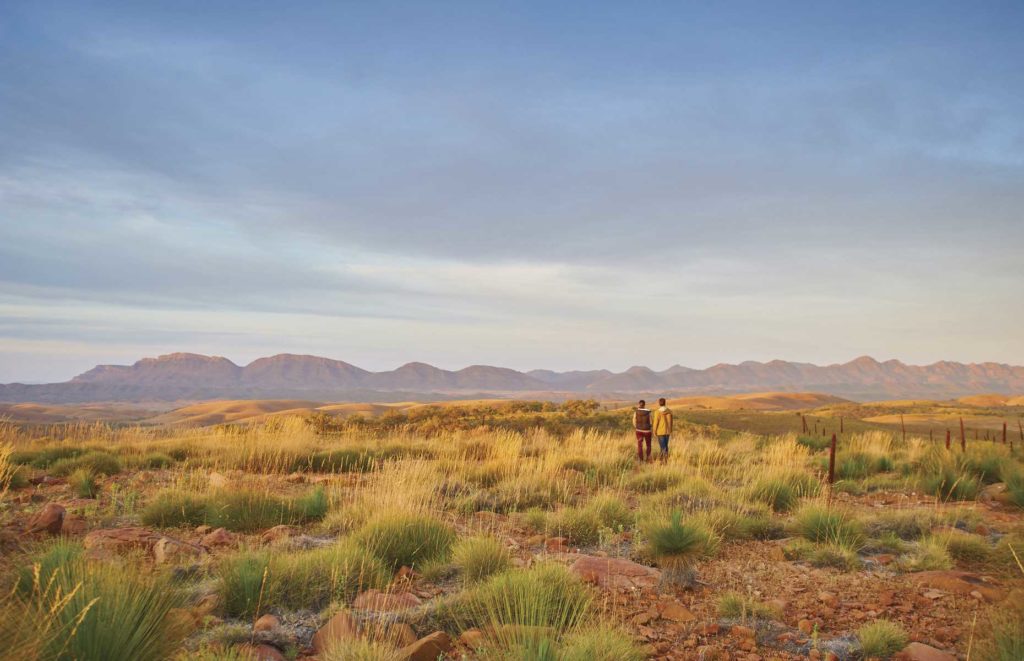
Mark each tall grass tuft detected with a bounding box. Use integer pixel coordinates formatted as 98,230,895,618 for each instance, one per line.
793,504,864,550
354,512,455,570
452,535,512,584
857,620,908,659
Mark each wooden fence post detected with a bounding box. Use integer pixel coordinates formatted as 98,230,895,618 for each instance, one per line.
945,429,951,450
802,415,807,434
1003,422,1008,445
840,416,844,433
828,433,837,485
960,418,966,452
900,414,906,443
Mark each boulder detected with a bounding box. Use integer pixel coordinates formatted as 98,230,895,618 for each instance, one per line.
61,514,87,536
661,601,695,622
153,536,206,565
237,643,286,661
312,610,359,653
352,589,422,612
83,527,163,557
253,614,280,632
910,571,1005,602
570,555,662,590
897,642,956,661
385,623,419,647
545,536,569,552
459,628,486,649
260,525,298,545
24,503,65,535
978,482,1012,505
398,631,451,661
201,527,236,548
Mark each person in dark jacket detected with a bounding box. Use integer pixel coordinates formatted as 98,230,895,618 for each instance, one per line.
633,399,653,462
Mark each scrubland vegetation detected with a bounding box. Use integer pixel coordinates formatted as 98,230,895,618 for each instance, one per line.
0,406,1022,660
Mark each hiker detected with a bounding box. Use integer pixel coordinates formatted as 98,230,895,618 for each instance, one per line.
632,399,653,462
653,397,673,462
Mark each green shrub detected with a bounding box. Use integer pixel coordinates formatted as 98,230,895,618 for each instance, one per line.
645,510,718,583
626,469,681,493
16,539,84,595
548,508,601,546
49,451,122,477
69,467,99,498
141,490,207,528
30,557,186,661
717,592,780,620
865,510,933,541
963,448,1009,485
559,626,645,661
15,446,84,468
217,550,271,618
917,451,980,501
858,620,908,659
1005,468,1024,509
899,536,953,572
796,435,831,451
793,505,864,550
945,532,991,564
806,543,861,570
142,452,175,469
267,543,389,612
354,512,455,570
452,536,512,583
522,508,548,533
585,493,634,530
456,563,592,635
992,534,1024,573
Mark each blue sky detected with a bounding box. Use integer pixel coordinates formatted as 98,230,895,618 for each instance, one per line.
2,1,1023,382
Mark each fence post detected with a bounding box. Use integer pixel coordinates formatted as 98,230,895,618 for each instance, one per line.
945,429,951,450
900,414,906,443
840,416,844,433
828,433,837,485
1003,421,1007,445
802,414,807,434
960,418,966,452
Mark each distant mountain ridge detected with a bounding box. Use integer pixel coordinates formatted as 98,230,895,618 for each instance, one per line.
3,352,1024,403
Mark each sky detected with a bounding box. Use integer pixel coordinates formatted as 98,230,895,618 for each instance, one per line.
2,1,1023,383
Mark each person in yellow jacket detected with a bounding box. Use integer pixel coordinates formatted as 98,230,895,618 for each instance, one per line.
652,398,673,462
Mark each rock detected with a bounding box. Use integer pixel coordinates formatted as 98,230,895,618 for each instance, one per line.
910,571,1005,602
798,619,814,634
818,591,837,607
978,482,1008,504
398,631,451,661
897,642,957,661
459,628,485,649
260,525,298,545
24,503,65,535
253,614,280,632
312,611,359,654
237,643,286,661
386,622,419,647
569,555,662,590
661,602,695,622
153,536,206,564
201,527,235,548
695,644,725,660
61,514,87,536
545,536,569,552
83,527,164,557
353,589,422,612
195,525,212,535
731,625,755,640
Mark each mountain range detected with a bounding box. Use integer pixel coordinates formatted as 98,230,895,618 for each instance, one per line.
2,353,1024,404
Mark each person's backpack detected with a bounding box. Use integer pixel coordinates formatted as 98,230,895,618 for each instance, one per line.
635,408,652,431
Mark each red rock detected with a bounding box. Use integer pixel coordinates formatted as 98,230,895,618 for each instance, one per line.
352,589,422,612
459,628,485,649
661,602,695,622
386,622,418,647
700,622,720,635
398,631,451,661
153,536,206,564
201,527,235,548
818,591,837,607
730,625,755,639
545,537,569,552
24,503,65,535
798,619,814,634
253,614,279,632
312,611,359,653
61,514,87,536
83,527,163,557
237,643,285,661
910,571,1005,602
260,524,298,545
569,555,662,590
898,642,956,661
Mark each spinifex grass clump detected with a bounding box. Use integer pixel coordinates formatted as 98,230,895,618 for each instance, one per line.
456,563,593,638
354,512,455,570
857,620,908,659
717,592,780,620
452,535,512,584
584,492,634,531
748,471,819,512
69,467,99,498
559,626,645,661
17,552,187,661
217,542,389,617
141,485,328,531
1004,467,1024,509
141,451,175,468
49,450,122,477
645,510,718,587
793,504,865,550
915,449,980,501
899,536,953,572
547,507,602,545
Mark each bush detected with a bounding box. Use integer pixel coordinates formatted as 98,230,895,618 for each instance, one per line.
917,451,980,501
267,543,389,613
354,512,455,570
559,626,645,661
456,563,592,635
899,536,953,572
806,543,861,570
16,539,84,595
796,435,831,451
452,536,512,584
1005,468,1024,509
945,532,991,565
717,592,779,620
858,620,908,659
15,446,84,468
626,469,681,493
585,493,634,530
69,467,99,498
793,505,864,550
28,557,186,660
217,550,271,618
548,508,601,546
142,452,175,469
645,510,718,582
49,451,122,477
141,490,207,528
141,486,329,532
